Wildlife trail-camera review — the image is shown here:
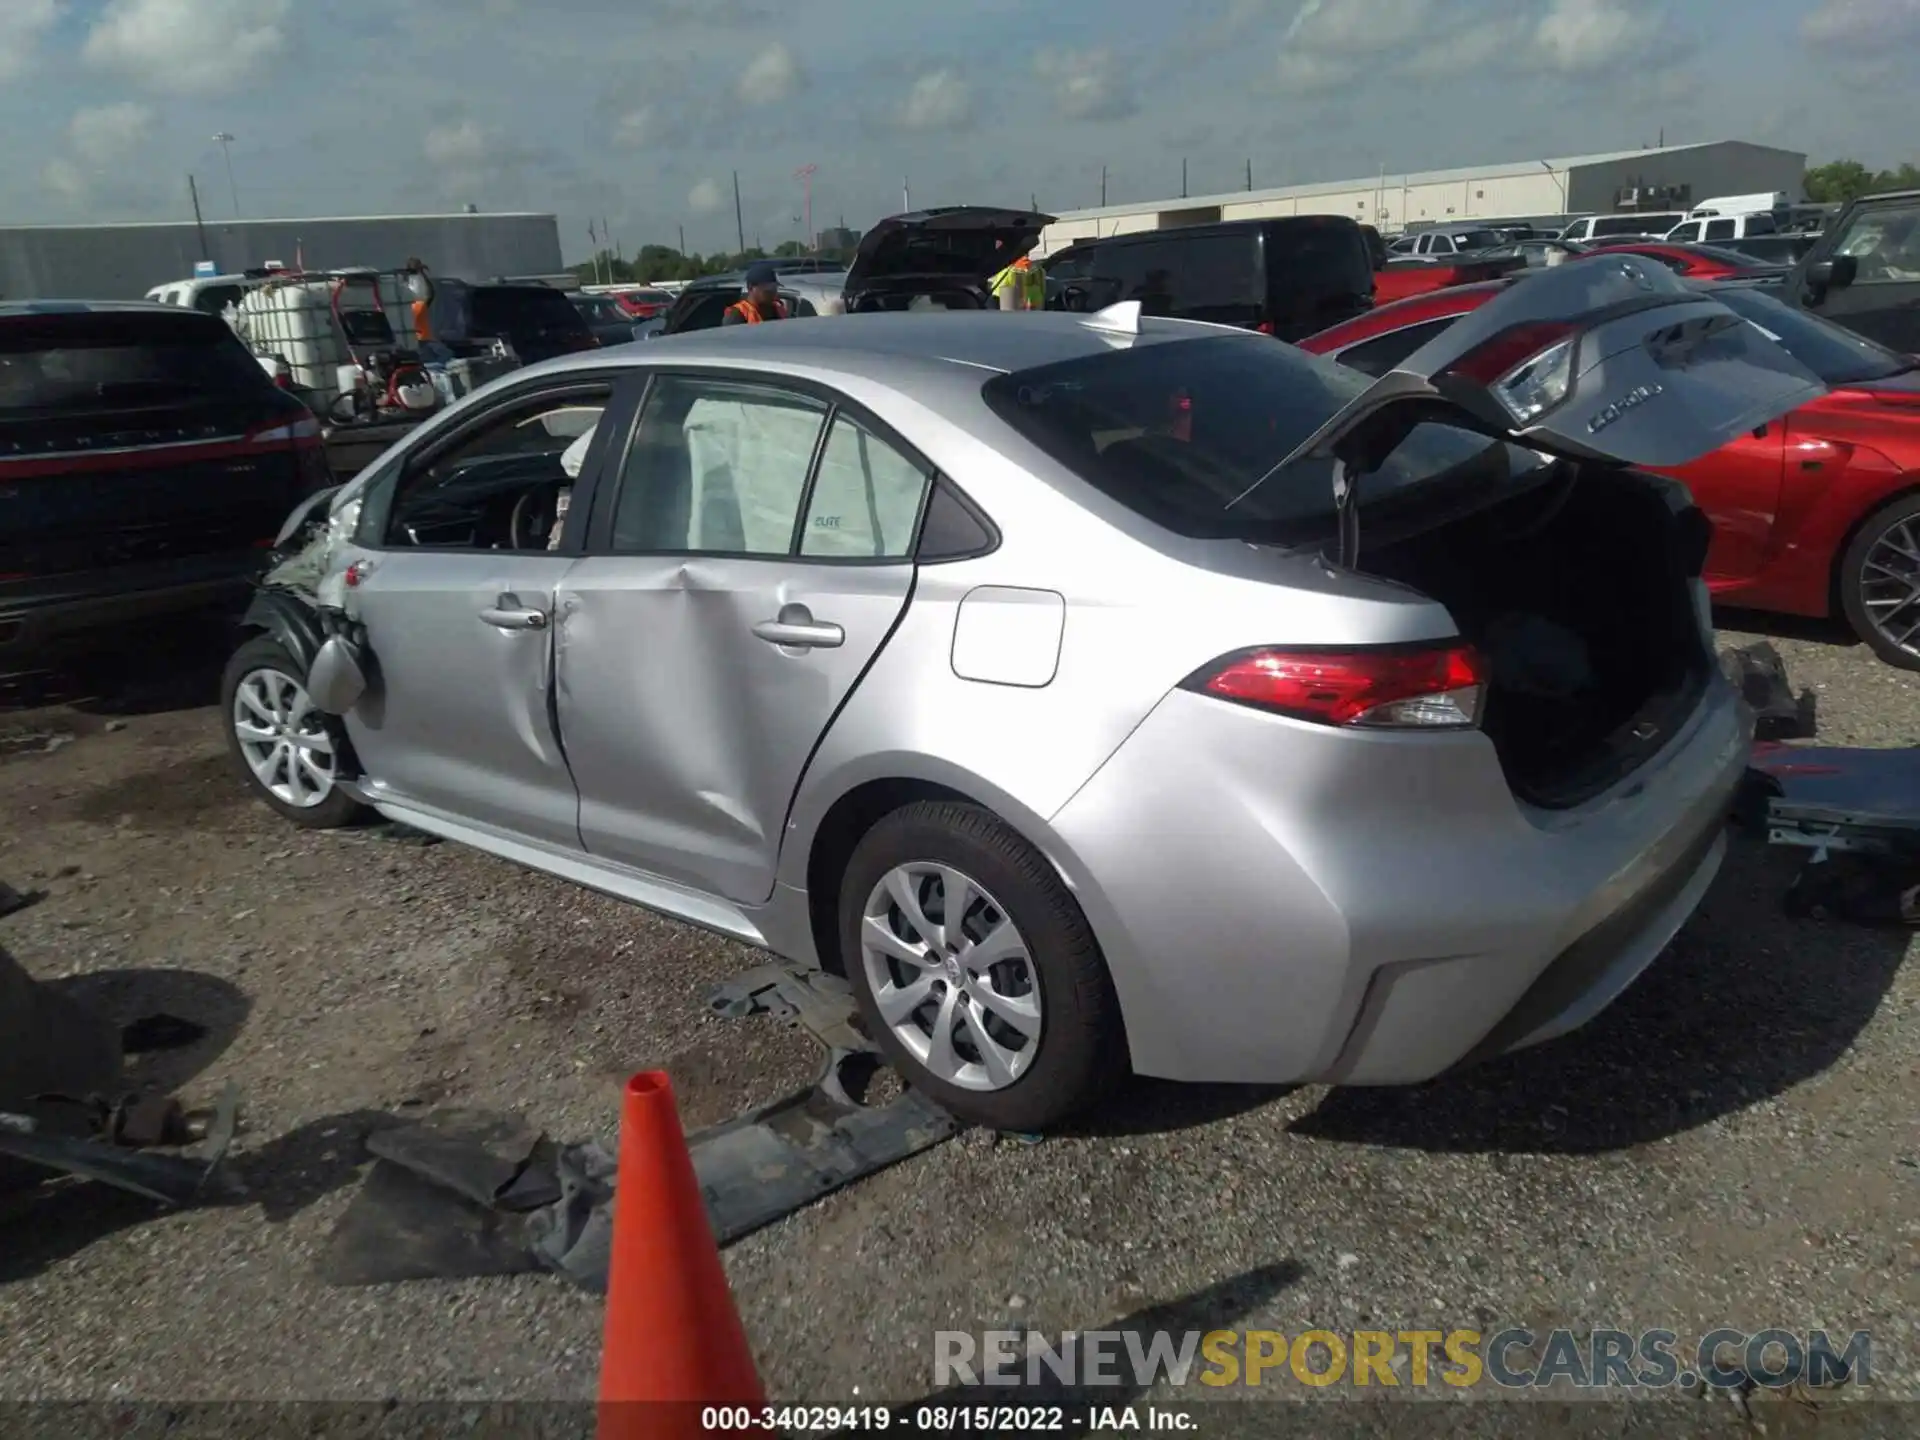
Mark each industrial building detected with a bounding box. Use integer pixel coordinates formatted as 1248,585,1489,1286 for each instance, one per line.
0,212,565,302
1037,140,1808,253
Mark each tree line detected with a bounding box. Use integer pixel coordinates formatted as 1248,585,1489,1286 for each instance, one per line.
571,237,856,287
1803,159,1920,205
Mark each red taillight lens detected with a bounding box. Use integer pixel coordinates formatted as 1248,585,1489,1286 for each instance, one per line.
1256,321,1275,335
1441,320,1576,384
1187,643,1487,729
246,414,323,447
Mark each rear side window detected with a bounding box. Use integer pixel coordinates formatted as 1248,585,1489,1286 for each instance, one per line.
1085,236,1261,325
980,334,1535,543
1333,317,1461,377
1594,215,1654,237
1267,222,1373,294
471,287,589,335
1705,219,1736,242
0,312,273,413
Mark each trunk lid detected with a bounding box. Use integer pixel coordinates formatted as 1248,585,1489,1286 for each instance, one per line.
1250,252,1831,502
845,206,1055,293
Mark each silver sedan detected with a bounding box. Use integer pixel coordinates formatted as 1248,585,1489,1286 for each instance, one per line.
225,262,1827,1130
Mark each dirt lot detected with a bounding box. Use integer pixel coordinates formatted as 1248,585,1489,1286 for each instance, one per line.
0,619,1915,1420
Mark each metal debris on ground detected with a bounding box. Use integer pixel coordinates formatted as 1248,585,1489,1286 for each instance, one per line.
0,880,46,920
319,961,960,1290
1720,640,1818,741
1747,741,1920,927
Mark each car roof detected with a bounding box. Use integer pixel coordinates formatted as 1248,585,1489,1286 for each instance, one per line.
521,309,1226,384
0,299,192,319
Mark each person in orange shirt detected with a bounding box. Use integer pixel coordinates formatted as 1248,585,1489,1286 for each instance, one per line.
722,263,789,325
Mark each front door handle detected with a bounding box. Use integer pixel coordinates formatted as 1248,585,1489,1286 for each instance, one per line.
480,593,549,631
752,605,844,649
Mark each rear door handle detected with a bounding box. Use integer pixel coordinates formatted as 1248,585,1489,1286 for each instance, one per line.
480,593,549,631
752,611,844,649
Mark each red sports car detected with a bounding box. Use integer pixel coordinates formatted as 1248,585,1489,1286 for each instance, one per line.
1299,278,1920,670
1584,241,1790,281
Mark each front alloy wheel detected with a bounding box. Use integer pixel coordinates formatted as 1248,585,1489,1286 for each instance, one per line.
220,634,370,829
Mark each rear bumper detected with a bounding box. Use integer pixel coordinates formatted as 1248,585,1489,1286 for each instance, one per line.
1045,674,1751,1086
0,554,262,664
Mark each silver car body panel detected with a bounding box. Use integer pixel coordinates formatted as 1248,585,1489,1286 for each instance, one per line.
297,297,1820,1085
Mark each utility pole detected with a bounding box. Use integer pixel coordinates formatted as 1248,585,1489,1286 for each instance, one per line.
732,171,746,257
795,163,817,250
678,223,686,257
187,175,210,261
212,132,239,216
1181,158,1188,198
1246,158,1253,191
903,177,911,211
1100,165,1107,206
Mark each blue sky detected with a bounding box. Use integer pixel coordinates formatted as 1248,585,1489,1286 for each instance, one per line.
2,0,1916,260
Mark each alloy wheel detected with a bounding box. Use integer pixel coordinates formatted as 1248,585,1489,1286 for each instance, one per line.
860,862,1043,1092
1859,514,1920,661
232,667,338,809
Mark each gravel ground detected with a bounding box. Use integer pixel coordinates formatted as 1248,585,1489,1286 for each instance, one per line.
0,617,1914,1428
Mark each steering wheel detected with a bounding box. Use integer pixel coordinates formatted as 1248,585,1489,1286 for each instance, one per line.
509,486,558,550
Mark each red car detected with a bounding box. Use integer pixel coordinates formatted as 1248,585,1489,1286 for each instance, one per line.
609,287,674,320
1299,278,1920,670
1583,241,1789,281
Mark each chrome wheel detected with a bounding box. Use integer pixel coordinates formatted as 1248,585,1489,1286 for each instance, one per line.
231,667,337,809
1860,514,1920,660
860,862,1042,1092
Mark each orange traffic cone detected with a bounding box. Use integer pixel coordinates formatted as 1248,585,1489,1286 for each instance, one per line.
597,1071,765,1440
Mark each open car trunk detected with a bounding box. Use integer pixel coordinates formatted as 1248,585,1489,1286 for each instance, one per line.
1355,465,1712,808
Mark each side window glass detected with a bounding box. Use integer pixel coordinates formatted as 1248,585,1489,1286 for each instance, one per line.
1334,319,1455,378
1705,219,1735,242
611,376,826,555
784,293,819,317
384,390,609,549
800,415,930,559
1834,202,1920,284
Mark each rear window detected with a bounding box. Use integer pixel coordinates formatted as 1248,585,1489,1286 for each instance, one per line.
980,334,1537,543
470,287,588,334
0,311,273,413
1713,287,1911,387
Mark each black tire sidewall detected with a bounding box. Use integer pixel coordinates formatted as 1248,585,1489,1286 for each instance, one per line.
220,635,367,829
837,801,1120,1131
1840,492,1920,672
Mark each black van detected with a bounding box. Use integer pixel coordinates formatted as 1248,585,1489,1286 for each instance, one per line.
1047,216,1375,340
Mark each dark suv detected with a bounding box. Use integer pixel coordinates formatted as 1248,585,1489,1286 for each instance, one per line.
1778,188,1920,353
1045,216,1376,340
0,302,331,669
426,281,599,364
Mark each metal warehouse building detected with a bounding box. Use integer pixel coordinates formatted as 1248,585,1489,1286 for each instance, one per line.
1038,140,1807,253
0,212,565,302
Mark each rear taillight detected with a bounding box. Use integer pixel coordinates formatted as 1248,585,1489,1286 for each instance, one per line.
1185,643,1487,729
247,414,323,447
1256,321,1275,335
1440,320,1578,424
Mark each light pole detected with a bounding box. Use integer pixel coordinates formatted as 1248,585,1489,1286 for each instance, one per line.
1539,159,1567,216
212,133,240,216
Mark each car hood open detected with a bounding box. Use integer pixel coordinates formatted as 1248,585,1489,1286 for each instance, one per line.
1264,251,1831,493
845,206,1055,292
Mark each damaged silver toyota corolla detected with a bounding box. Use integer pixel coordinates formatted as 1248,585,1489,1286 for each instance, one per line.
225,261,1826,1131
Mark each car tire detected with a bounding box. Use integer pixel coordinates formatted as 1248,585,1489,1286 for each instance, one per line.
220,635,369,829
1838,491,1920,672
838,800,1125,1132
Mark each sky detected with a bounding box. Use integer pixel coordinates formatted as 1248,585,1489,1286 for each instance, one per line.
1,0,1916,261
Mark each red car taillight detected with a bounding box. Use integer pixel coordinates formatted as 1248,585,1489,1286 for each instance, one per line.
1439,320,1577,384
1185,643,1487,729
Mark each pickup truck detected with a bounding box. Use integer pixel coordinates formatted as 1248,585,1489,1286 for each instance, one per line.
1774,188,1920,353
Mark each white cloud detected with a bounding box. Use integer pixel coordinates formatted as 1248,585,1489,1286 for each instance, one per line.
42,157,87,201
1534,0,1651,71
1275,50,1352,94
84,0,292,95
423,119,491,168
735,42,801,106
0,0,61,84
68,103,155,167
688,177,725,214
1802,0,1920,52
1035,48,1136,121
901,68,972,130
611,107,654,149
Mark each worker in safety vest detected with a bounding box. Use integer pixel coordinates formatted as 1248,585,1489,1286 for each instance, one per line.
722,263,788,325
987,254,1046,310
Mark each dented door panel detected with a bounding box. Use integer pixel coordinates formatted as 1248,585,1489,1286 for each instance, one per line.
554,555,913,904
340,546,583,846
